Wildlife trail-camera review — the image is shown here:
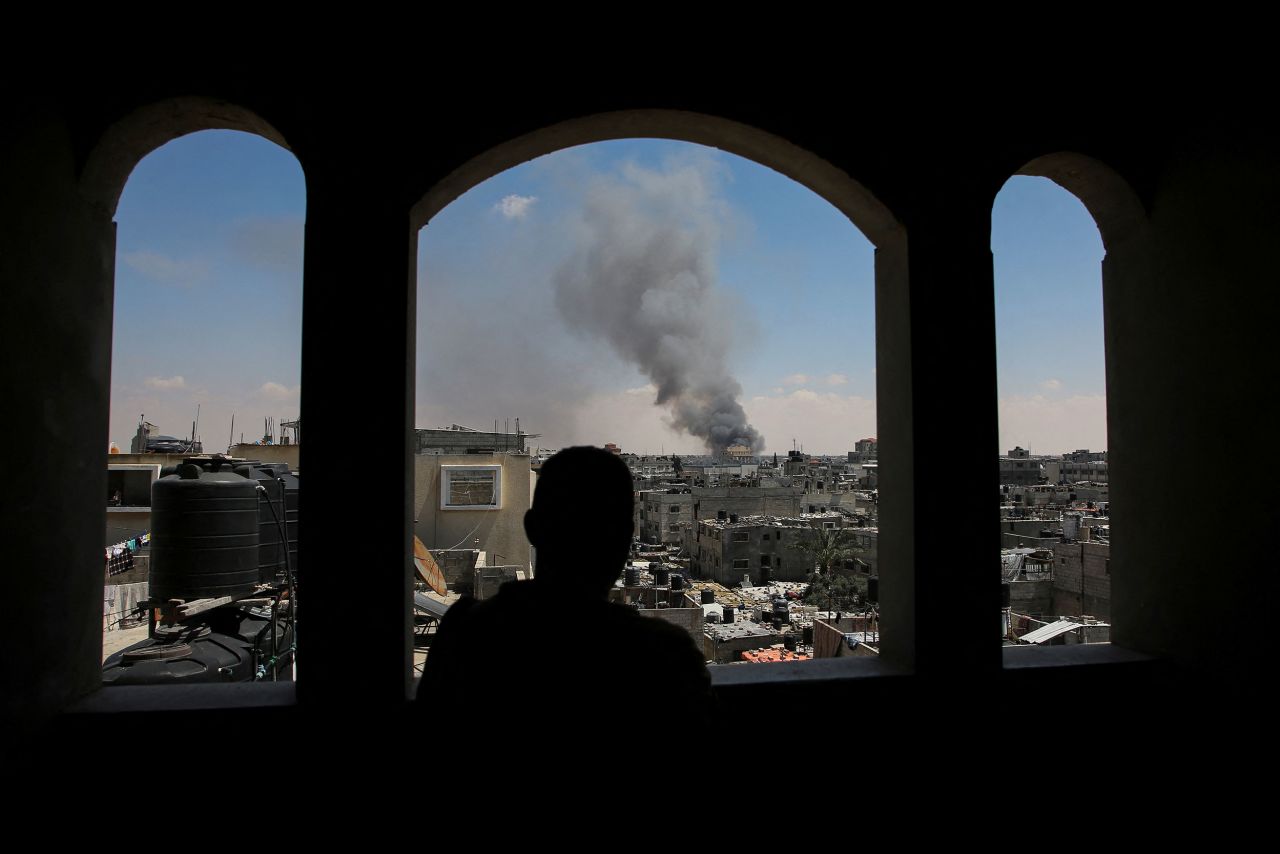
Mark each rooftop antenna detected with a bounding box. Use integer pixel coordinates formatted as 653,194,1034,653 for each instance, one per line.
228,413,235,453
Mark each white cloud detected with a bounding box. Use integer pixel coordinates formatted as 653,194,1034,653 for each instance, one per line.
494,194,537,219
782,373,809,386
825,373,849,386
746,389,877,455
1040,378,1063,391
120,250,209,288
258,382,300,400
771,387,785,395
625,383,658,397
144,375,185,391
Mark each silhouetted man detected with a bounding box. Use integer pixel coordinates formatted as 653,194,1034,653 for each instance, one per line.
417,446,711,740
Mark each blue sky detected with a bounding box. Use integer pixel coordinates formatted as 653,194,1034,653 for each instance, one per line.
109,131,1107,456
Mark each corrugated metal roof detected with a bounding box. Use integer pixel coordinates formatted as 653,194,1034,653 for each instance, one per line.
413,592,450,619
1019,620,1081,644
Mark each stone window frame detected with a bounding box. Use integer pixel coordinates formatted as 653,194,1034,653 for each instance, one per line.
440,465,502,510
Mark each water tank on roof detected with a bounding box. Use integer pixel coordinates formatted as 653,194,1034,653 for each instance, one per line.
1001,581,1011,608
624,567,641,587
238,465,284,585
717,510,728,521
670,573,685,591
729,514,739,523
722,605,735,624
867,576,879,604
263,464,299,581
653,568,670,587
784,634,797,651
802,625,814,645
150,463,260,601
700,589,715,604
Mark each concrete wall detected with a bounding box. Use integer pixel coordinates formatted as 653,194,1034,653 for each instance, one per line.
473,564,523,599
106,463,160,506
4,82,1275,754
1008,579,1054,616
1052,541,1112,619
413,454,534,572
105,508,151,548
639,606,704,648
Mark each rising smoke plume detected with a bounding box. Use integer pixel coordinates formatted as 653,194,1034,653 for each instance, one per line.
554,159,764,456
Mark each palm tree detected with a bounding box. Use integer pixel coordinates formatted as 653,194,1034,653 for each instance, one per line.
796,526,864,616
796,526,861,575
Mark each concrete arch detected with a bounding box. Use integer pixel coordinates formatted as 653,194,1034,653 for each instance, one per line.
410,109,903,249
80,96,295,218
1015,151,1147,251
410,109,920,671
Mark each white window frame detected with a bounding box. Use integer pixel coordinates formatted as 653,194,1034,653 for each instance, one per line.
440,464,502,510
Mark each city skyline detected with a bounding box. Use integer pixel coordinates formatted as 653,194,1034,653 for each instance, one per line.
109,131,1107,456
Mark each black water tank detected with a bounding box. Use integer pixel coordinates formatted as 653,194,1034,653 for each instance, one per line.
784,634,797,651
867,576,879,604
150,464,260,601
670,573,685,591
772,596,789,622
701,589,715,604
722,605,735,624
624,567,641,587
729,514,739,523
717,510,728,521
653,568,670,587
239,465,284,585
271,465,300,580
1001,581,1011,608
802,625,814,645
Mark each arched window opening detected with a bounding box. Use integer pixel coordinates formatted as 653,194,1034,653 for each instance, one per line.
994,173,1111,647
412,137,881,681
101,129,305,688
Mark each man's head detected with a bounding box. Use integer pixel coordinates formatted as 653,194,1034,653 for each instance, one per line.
524,446,634,594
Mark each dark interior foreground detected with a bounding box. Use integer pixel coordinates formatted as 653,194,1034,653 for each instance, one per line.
3,81,1273,779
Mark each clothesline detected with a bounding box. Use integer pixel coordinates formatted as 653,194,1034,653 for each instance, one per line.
105,532,150,577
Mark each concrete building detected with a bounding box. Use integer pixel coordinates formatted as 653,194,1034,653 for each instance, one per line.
414,424,536,456
703,620,778,663
1053,539,1112,620
848,437,878,463
999,446,1043,486
690,512,862,585
8,79,1274,770
413,452,536,573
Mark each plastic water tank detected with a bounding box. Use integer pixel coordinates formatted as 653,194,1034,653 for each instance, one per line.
700,589,716,605
150,464,260,601
238,464,284,585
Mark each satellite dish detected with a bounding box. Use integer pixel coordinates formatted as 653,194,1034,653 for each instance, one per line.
413,535,448,596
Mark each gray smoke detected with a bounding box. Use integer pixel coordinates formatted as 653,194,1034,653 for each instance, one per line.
554,161,763,456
